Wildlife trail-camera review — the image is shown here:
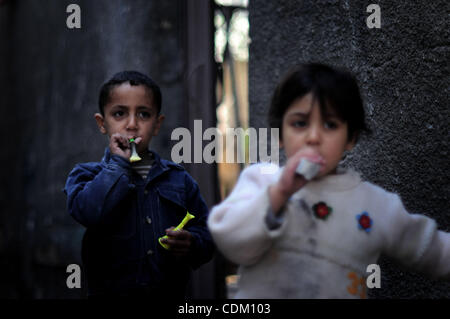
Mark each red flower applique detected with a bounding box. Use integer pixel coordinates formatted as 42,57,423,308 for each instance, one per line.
313,202,333,220
356,212,373,233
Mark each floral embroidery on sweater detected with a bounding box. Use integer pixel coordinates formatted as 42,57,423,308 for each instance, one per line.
313,202,333,220
356,212,373,233
347,271,367,299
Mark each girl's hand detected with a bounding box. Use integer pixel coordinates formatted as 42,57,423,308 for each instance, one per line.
109,133,142,159
269,150,325,215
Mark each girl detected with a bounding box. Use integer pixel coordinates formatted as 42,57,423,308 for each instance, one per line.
207,63,449,298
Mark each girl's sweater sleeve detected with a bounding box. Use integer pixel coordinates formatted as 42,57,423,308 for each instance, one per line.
64,155,135,228
207,163,285,266
382,194,450,279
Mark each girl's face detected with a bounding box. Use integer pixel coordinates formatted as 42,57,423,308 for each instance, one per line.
280,93,355,177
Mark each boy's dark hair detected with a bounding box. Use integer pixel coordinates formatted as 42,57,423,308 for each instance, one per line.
268,63,370,142
98,70,162,115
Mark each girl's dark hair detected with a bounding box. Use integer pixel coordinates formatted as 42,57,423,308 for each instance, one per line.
268,63,370,142
98,71,162,115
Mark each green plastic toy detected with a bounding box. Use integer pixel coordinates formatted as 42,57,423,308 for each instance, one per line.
129,138,142,163
159,212,195,250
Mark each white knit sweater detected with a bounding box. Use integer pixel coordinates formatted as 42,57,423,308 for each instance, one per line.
208,163,450,298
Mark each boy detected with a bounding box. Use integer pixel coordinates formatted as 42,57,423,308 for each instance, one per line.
64,71,214,298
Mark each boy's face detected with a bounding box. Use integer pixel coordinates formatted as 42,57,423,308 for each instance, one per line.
94,83,164,154
280,93,355,177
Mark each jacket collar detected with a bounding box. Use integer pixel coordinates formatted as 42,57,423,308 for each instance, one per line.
101,147,171,183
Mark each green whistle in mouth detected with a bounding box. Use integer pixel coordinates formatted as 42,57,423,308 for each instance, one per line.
129,138,142,163
159,212,195,250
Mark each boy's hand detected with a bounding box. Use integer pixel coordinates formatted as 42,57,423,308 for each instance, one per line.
160,227,193,257
269,150,325,215
109,133,142,160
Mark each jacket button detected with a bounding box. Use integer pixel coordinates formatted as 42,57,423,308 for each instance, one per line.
147,249,153,255
144,190,149,195
145,216,152,224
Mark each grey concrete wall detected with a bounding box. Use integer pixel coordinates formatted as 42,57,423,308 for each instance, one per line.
249,1,449,298
0,0,196,298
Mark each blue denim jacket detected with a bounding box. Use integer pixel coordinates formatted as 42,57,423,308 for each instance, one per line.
64,148,214,297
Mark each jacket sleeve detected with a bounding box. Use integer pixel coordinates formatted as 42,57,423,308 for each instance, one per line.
184,174,215,269
63,155,135,228
382,194,450,280
207,163,284,266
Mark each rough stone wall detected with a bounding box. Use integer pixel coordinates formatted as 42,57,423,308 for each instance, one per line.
249,0,449,298
0,0,188,298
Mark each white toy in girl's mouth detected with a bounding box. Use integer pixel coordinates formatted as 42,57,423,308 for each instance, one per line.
295,158,321,180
